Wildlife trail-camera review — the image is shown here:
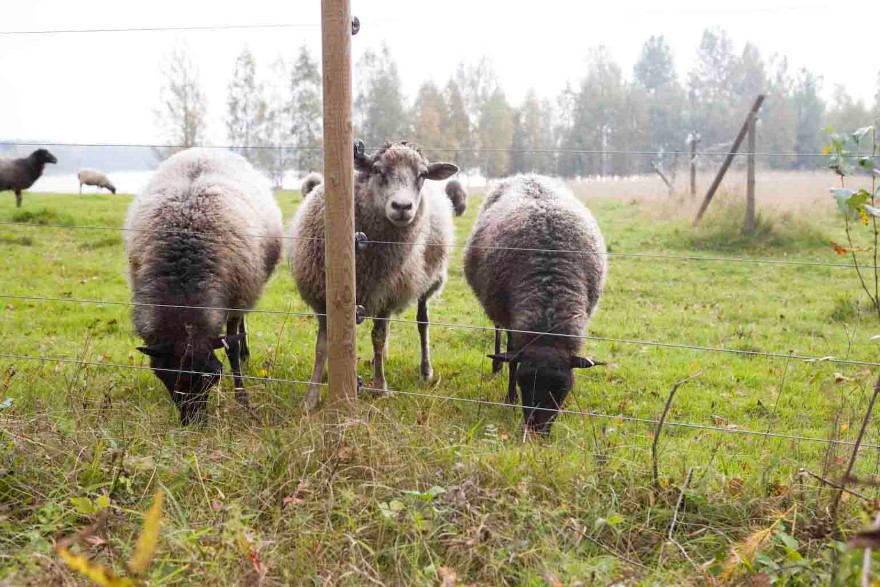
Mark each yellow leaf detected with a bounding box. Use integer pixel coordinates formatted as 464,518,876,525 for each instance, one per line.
57,547,137,587
96,495,111,511
823,145,832,155
860,207,870,226
841,423,850,433
127,490,164,576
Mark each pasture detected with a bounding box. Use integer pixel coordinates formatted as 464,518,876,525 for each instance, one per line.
1,172,879,585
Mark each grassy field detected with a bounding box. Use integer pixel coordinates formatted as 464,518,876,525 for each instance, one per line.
2,172,880,585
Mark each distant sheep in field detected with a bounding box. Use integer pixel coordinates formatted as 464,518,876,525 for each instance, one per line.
0,149,57,207
125,148,283,424
445,179,467,216
464,174,607,435
78,170,116,194
288,141,459,411
300,172,323,197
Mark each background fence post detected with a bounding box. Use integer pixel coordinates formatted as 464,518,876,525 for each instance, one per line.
744,111,757,233
689,133,700,197
692,94,765,227
321,0,357,416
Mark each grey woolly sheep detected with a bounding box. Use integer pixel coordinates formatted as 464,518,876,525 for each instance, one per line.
300,172,323,197
78,169,116,194
287,141,459,411
0,149,58,207
124,148,283,424
464,174,607,435
445,179,467,216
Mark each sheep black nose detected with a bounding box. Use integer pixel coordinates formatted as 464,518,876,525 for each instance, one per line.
391,201,412,212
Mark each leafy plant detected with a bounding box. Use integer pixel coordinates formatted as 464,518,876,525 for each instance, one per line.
825,124,880,319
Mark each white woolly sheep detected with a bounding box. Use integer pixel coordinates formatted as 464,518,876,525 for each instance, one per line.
124,148,283,424
0,149,57,207
300,171,323,197
464,174,607,434
78,169,116,194
287,141,459,411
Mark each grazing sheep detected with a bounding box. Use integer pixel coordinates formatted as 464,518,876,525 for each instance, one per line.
300,171,323,197
78,169,116,194
464,174,607,435
0,149,58,207
125,148,283,424
288,141,459,411
445,179,467,216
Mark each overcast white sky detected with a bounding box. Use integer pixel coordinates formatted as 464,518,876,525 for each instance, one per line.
0,0,876,146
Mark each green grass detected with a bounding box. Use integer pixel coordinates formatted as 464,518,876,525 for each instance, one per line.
1,189,879,585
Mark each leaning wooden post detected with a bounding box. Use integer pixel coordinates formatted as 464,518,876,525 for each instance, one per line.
744,111,757,233
321,0,357,415
692,94,765,227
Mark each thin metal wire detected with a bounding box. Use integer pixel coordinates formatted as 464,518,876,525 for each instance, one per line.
3,294,878,367
371,316,880,367
0,23,319,36
1,349,876,449
0,220,870,270
0,351,320,388
0,139,865,158
0,294,323,319
370,383,880,449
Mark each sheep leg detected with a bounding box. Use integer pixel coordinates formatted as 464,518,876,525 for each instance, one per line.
371,312,389,392
304,314,327,412
416,296,433,381
492,327,503,374
14,191,22,208
238,315,250,361
506,332,519,404
224,316,250,408
79,183,83,195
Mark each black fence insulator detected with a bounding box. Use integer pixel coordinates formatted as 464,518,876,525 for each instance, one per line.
355,305,366,325
351,16,360,36
355,232,368,251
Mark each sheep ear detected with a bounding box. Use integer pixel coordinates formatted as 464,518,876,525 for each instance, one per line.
570,356,604,369
137,343,173,358
354,153,374,173
426,162,458,181
487,352,517,363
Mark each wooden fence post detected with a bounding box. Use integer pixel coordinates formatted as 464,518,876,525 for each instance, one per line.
688,133,700,197
692,94,765,227
321,0,357,415
744,111,757,233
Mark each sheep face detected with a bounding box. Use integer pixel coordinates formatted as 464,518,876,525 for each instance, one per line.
489,348,603,435
356,142,457,227
515,361,573,435
34,149,58,165
137,339,223,424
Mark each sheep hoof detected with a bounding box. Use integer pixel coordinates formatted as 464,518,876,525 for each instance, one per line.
419,364,434,382
234,388,250,408
491,360,503,375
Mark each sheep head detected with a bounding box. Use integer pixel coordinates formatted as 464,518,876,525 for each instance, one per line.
33,149,58,165
488,347,604,435
355,141,457,227
137,337,223,424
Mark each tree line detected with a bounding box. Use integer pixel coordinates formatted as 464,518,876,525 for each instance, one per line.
155,28,880,183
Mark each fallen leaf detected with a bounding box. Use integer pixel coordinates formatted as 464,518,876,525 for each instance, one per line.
249,550,267,578
127,490,163,576
57,548,136,587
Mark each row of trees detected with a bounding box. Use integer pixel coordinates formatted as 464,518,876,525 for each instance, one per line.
155,29,880,182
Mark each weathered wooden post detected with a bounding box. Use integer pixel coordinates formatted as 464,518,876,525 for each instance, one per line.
692,94,765,227
688,133,700,197
321,0,357,415
744,111,757,233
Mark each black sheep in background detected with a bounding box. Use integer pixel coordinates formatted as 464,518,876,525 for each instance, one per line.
0,149,58,207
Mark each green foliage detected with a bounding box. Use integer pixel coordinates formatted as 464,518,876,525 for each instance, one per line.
2,191,880,584
9,207,75,226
